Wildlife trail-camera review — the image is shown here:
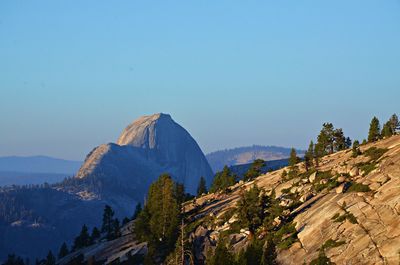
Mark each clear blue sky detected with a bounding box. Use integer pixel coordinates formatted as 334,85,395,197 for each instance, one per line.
1,1,399,160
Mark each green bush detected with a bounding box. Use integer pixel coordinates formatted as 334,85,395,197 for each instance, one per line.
332,212,358,224
364,147,387,161
309,251,333,265
346,182,371,193
357,161,377,176
321,239,345,251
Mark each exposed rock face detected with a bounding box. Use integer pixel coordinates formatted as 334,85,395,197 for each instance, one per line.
77,113,213,195
181,135,400,265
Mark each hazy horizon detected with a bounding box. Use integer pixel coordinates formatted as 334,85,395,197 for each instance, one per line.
1,1,399,160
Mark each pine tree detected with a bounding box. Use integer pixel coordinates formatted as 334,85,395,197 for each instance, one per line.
45,251,55,265
262,236,278,265
237,239,264,265
196,176,207,197
210,166,237,193
3,254,25,265
352,140,361,158
288,148,298,178
72,224,91,250
389,113,399,133
58,242,69,259
122,217,130,225
333,128,346,151
207,241,234,265
289,148,298,168
381,121,393,138
314,142,324,168
90,227,101,244
244,159,266,181
132,203,142,220
101,205,115,238
317,123,335,154
304,141,314,171
175,183,186,205
110,218,121,240
237,185,265,236
368,116,381,142
345,137,352,149
135,174,180,260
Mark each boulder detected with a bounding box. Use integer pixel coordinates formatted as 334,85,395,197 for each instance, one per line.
300,193,313,203
349,167,359,177
337,176,346,183
309,172,317,183
336,182,350,194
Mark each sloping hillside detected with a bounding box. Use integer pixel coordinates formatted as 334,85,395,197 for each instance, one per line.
183,135,400,265
59,135,400,265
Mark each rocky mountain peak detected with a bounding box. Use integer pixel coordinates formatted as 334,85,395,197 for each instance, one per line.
117,113,172,147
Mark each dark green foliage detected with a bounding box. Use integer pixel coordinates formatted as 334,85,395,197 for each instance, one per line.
288,148,299,178
90,227,101,243
45,251,55,265
357,161,377,176
309,250,333,265
275,223,298,250
134,174,180,262
244,159,266,181
368,116,381,142
210,166,237,193
345,137,352,149
351,140,361,158
304,141,314,171
317,123,335,154
262,236,278,265
381,121,393,138
289,148,299,168
72,224,91,250
333,128,347,151
321,239,345,251
3,254,25,265
111,218,121,240
314,142,324,167
389,113,399,133
332,212,357,224
175,182,185,205
58,242,69,259
207,242,235,265
122,217,130,225
312,171,338,192
346,182,371,193
364,147,387,161
197,176,208,196
237,185,266,235
236,239,264,265
102,205,115,237
132,203,142,220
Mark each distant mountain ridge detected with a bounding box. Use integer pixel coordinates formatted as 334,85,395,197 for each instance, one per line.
206,145,305,172
0,156,81,175
0,156,82,187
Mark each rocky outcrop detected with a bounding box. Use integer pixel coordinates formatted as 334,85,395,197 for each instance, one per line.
77,113,213,195
183,135,400,265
